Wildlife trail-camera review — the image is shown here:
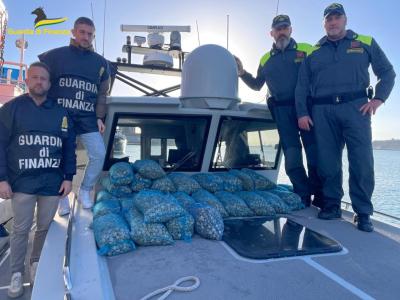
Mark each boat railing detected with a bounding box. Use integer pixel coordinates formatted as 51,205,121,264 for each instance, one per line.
341,200,400,224
0,77,25,89
63,195,76,300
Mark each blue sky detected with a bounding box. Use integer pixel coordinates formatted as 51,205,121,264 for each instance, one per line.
3,0,399,140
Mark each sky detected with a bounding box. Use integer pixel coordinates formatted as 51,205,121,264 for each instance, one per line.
2,0,399,140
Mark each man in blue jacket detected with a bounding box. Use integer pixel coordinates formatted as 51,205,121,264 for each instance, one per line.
39,17,110,215
236,15,323,207
296,3,396,232
0,62,76,297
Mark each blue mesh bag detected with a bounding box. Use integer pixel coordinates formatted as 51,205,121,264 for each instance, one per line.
255,191,290,214
214,191,254,217
268,189,305,211
192,189,228,218
277,184,294,192
235,191,276,216
191,173,223,193
92,200,121,218
93,213,135,256
109,162,134,186
130,173,152,192
166,213,194,241
241,168,276,190
228,169,255,191
134,190,186,223
188,203,224,240
96,190,117,202
101,176,132,197
151,176,176,193
119,194,137,213
132,160,166,180
124,208,173,246
215,172,243,192
168,173,201,195
173,192,196,211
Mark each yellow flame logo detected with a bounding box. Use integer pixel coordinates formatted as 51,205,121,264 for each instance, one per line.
32,7,67,29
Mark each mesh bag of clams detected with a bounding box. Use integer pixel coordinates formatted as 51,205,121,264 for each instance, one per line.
215,172,243,192
166,213,195,241
109,162,134,186
241,168,276,190
92,200,121,218
255,191,290,214
268,189,305,211
189,203,224,240
228,169,255,191
151,176,176,193
119,194,137,213
173,192,196,211
130,173,152,192
134,190,186,223
214,191,254,217
276,184,294,192
192,189,228,218
124,208,173,246
235,191,276,216
101,176,132,197
168,173,201,195
96,190,117,203
132,159,166,180
93,213,135,256
191,173,223,193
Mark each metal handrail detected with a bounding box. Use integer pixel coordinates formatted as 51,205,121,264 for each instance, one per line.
63,194,76,299
341,200,400,222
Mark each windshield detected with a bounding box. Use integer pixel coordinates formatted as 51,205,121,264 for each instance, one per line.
210,116,280,170
105,113,211,171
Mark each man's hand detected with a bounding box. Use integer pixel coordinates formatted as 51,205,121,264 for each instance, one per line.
58,180,72,197
97,118,106,134
360,99,383,116
0,181,12,199
234,56,245,76
298,116,314,131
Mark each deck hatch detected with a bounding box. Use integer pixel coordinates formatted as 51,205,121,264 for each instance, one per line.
222,217,342,259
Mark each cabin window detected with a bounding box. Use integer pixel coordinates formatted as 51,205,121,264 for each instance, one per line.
150,139,162,156
105,114,211,171
210,116,280,171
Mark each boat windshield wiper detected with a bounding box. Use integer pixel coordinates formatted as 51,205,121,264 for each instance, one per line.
167,151,196,173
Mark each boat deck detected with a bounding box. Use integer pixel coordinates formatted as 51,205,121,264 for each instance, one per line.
107,207,400,300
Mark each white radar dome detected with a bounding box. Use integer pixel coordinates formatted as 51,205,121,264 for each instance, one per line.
180,44,240,109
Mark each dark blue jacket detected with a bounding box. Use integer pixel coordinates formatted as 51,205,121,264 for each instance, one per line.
295,30,396,118
0,94,76,196
240,38,314,101
39,44,110,134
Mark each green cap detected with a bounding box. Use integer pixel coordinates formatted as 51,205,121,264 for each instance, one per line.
272,15,291,29
324,3,345,18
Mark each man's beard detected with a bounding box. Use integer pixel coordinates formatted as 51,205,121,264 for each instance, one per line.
327,27,346,40
275,36,290,50
29,86,47,98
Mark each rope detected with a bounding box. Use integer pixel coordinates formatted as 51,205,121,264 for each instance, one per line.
140,276,200,300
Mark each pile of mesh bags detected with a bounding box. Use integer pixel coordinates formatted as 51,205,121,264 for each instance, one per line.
92,159,303,256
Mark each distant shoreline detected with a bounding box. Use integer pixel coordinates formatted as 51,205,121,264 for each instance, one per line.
372,140,400,152
373,148,400,152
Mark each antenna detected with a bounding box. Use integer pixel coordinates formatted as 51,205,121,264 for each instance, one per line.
90,2,97,51
102,0,107,56
276,0,280,15
195,20,200,46
226,14,229,50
